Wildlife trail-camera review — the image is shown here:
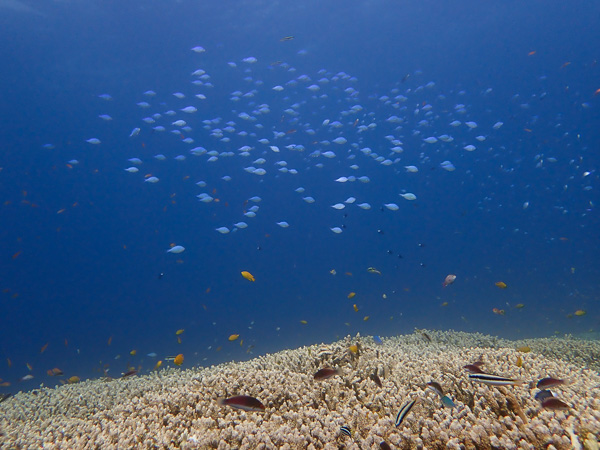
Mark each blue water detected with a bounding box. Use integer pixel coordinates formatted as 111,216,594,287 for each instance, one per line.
0,0,598,391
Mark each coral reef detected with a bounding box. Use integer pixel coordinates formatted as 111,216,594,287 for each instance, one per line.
1,330,599,449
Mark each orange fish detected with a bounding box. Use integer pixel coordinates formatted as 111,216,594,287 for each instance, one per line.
228,334,240,341
40,342,49,354
442,274,456,287
495,281,508,289
173,354,184,366
492,308,505,316
528,51,536,56
241,271,255,282
594,88,600,96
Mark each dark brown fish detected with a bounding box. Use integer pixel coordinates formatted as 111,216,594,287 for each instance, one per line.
463,364,485,374
536,377,567,389
426,381,444,397
380,441,392,450
314,367,341,380
218,395,265,412
541,397,569,410
121,368,138,378
370,371,382,388
420,331,432,342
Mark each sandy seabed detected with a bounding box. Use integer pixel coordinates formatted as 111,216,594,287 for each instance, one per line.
1,330,600,449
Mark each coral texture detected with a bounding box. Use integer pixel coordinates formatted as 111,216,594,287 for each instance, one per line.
1,330,599,449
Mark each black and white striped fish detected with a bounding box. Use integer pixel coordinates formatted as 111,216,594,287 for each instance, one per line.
340,426,352,437
468,373,525,386
395,399,416,427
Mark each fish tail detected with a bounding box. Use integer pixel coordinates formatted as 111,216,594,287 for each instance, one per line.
217,398,225,406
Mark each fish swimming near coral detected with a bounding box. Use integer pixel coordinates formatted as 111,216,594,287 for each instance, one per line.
541,397,569,410
313,367,341,380
468,373,525,386
395,399,416,427
534,389,555,403
370,370,382,388
441,395,456,408
218,395,265,412
339,426,352,437
463,364,486,374
536,377,568,389
121,368,138,378
426,381,444,397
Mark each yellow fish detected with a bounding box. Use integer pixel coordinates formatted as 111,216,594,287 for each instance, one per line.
367,267,381,275
495,281,508,289
363,315,370,321
347,292,356,299
574,310,587,316
153,360,163,370
300,320,308,325
353,304,359,312
349,344,358,354
241,271,255,282
175,329,184,335
129,350,137,356
173,354,184,366
516,346,531,353
228,334,240,341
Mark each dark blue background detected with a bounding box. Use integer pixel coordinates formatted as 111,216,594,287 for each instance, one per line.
0,0,598,391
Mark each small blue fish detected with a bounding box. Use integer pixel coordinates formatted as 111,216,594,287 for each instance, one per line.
535,389,555,403
373,336,383,345
441,395,455,408
339,426,352,437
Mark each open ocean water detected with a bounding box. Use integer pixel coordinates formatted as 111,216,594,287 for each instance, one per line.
0,0,598,392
